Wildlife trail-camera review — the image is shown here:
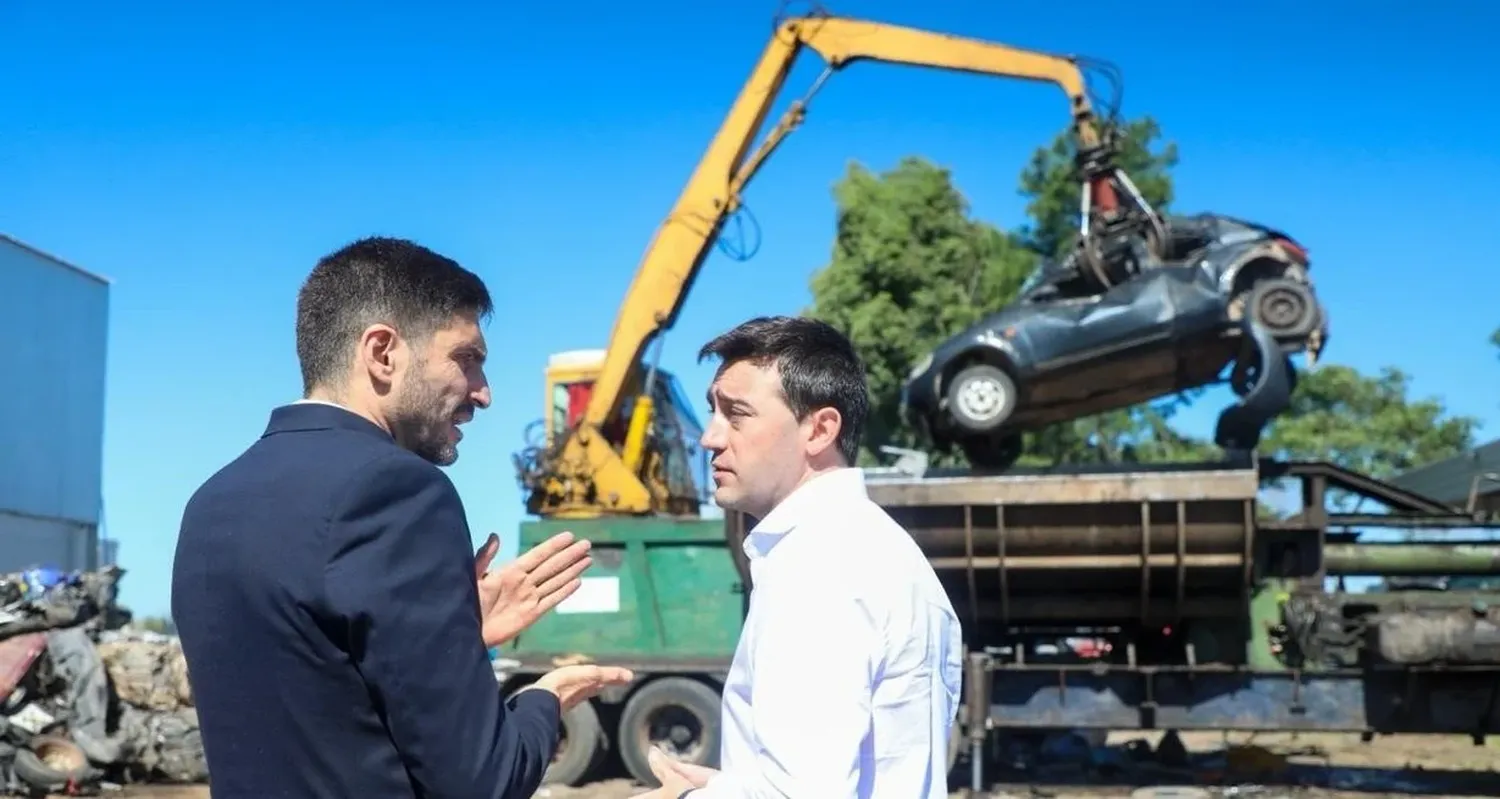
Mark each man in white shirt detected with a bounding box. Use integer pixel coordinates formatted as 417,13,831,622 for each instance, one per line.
634,315,964,799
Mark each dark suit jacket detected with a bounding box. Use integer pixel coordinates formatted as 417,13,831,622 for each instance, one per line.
171,402,559,798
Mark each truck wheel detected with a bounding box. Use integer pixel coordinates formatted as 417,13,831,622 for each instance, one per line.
618,677,722,786
526,693,608,786
946,363,1018,435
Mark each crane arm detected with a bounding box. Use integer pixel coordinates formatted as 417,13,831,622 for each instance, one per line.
582,15,1112,437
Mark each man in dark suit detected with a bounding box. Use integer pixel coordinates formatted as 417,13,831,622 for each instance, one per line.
171,236,632,798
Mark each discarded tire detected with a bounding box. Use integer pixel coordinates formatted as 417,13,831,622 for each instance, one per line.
13,734,93,793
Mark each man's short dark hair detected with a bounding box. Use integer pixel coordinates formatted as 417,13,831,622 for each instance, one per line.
698,315,868,465
295,236,493,394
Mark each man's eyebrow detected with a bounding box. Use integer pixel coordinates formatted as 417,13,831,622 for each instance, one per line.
705,388,752,412
456,343,487,364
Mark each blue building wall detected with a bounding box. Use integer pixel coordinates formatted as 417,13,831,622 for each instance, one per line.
0,234,110,532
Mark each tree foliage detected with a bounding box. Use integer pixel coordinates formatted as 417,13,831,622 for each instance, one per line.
804,116,1479,478
1262,365,1477,480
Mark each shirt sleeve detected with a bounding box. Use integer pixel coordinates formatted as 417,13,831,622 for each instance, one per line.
696,577,883,798
323,452,560,798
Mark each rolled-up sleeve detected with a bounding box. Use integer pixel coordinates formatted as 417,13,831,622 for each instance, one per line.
323,452,560,798
696,581,882,798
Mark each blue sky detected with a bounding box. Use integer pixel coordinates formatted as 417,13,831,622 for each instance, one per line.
2,0,1495,617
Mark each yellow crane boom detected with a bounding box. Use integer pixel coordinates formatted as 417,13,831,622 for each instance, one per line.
517,13,1143,519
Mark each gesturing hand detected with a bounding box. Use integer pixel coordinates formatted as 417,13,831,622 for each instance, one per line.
474,531,592,647
628,746,714,797
523,664,635,711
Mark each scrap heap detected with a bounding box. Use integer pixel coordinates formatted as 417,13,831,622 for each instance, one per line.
0,565,205,794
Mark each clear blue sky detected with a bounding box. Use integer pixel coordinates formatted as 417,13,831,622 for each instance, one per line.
2,1,1495,617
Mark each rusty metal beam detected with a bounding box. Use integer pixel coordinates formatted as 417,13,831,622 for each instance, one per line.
865,467,1259,507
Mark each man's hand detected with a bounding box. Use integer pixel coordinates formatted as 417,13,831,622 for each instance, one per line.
628,746,715,797
474,531,592,648
522,664,635,711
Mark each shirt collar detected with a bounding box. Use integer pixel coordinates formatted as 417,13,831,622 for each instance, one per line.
742,467,867,560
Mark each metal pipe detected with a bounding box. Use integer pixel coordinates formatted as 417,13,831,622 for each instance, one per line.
925,544,1500,576
964,652,990,794
1325,543,1500,576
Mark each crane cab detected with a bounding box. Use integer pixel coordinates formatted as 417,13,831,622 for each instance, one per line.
540,350,710,517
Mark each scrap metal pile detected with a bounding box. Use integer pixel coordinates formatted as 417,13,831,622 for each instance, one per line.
0,565,204,795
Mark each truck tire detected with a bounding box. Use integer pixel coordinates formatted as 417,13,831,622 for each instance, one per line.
542,699,609,786
618,677,722,786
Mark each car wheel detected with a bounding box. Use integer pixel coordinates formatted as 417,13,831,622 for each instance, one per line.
946,363,1018,434
1247,277,1318,339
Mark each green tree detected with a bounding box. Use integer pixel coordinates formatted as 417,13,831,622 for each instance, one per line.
1261,365,1478,510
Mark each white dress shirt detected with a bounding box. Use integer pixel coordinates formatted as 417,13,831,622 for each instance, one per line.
697,468,963,798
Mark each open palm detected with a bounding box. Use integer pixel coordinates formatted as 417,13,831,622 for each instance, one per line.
474,531,592,647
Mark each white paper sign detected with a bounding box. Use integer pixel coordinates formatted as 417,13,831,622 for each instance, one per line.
556,575,621,614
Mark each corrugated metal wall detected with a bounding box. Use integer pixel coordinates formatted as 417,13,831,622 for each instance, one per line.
0,234,109,572
0,514,97,574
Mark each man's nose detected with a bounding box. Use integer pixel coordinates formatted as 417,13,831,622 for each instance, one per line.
700,423,725,452
471,381,492,410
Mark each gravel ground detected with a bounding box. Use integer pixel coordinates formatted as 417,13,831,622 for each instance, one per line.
109,730,1500,798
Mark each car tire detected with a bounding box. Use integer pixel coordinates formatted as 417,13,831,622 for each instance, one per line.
1246,277,1318,339
946,362,1018,435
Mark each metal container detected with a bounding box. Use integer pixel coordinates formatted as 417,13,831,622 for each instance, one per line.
498,517,744,665
865,466,1264,625
0,234,110,572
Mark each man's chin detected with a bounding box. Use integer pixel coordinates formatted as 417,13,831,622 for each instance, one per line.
713,487,742,511
414,443,459,467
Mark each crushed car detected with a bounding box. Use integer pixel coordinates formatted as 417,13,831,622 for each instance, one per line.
0,566,206,795
901,212,1328,469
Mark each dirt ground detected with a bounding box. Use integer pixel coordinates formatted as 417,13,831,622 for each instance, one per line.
110,730,1500,798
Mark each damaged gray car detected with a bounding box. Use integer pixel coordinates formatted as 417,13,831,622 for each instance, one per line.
901,212,1328,470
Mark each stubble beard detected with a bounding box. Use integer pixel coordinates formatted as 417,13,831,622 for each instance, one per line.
390,368,461,467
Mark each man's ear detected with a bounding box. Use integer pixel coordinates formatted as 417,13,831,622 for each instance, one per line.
358,324,401,388
804,406,843,458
